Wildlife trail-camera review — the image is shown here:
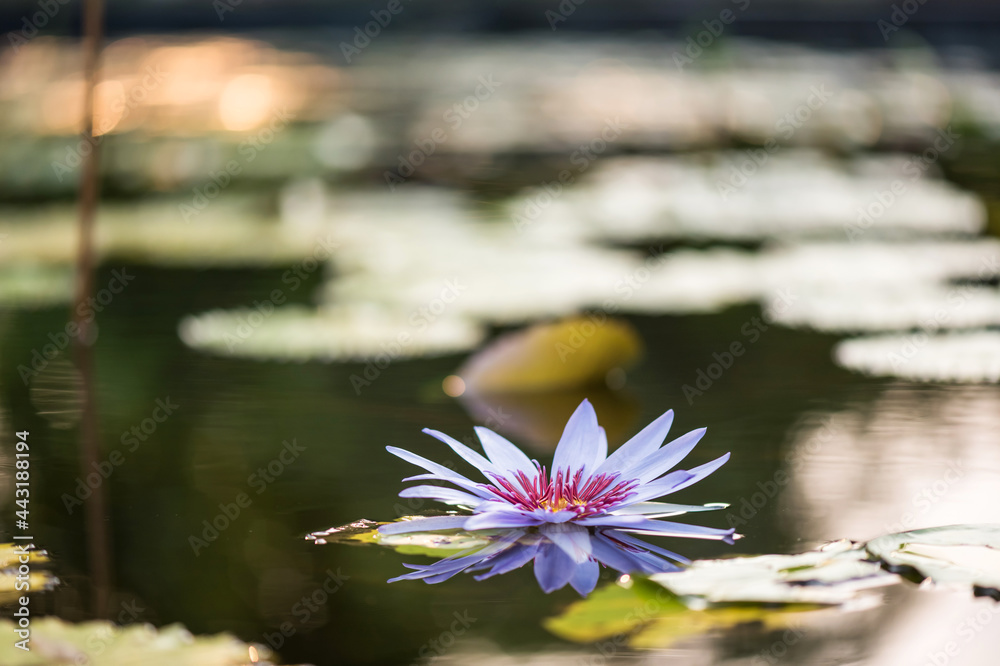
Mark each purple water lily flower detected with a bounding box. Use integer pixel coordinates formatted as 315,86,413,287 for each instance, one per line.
380,399,734,595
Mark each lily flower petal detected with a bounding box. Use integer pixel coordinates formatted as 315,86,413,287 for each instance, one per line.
551,399,604,478
534,544,576,593
615,470,694,505
464,509,543,530
541,523,593,562
472,541,539,580
422,428,498,477
387,446,494,498
627,427,707,483
610,530,690,564
398,485,485,508
569,559,601,596
609,501,727,517
475,427,536,477
378,515,471,536
577,514,735,542
594,408,674,476
665,453,732,493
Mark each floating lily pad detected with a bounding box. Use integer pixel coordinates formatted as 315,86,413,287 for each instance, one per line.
376,532,491,557
0,266,73,308
649,539,896,607
544,541,904,649
0,618,272,666
306,517,490,558
865,524,1000,598
0,198,319,267
758,240,1000,294
543,530,1000,648
835,330,1000,383
620,249,763,314
304,519,384,546
769,285,1000,333
179,305,485,362
511,152,986,243
456,317,642,394
0,544,58,604
545,578,805,649
313,189,666,324
323,229,651,325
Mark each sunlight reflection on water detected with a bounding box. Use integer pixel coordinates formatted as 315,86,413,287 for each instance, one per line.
784,385,1000,543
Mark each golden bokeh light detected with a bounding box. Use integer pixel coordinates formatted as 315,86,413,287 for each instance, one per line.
93,79,127,135
442,375,466,397
218,73,274,131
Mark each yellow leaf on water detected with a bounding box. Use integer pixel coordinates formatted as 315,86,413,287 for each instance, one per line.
0,544,57,605
0,544,50,569
457,316,642,394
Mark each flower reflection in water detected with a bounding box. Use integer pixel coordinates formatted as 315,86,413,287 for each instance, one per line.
388,524,695,596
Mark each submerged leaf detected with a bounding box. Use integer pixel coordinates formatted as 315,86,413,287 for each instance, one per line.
545,578,805,649
865,524,1000,598
629,603,803,650
457,317,642,394
543,580,677,643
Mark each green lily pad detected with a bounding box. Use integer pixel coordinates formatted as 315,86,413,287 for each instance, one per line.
304,519,385,546
305,517,490,558
376,531,491,557
865,524,1000,599
545,528,1000,649
544,581,668,642
650,539,897,607
0,618,273,666
544,541,897,649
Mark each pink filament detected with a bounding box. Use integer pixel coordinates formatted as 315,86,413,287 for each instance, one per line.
482,462,636,518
